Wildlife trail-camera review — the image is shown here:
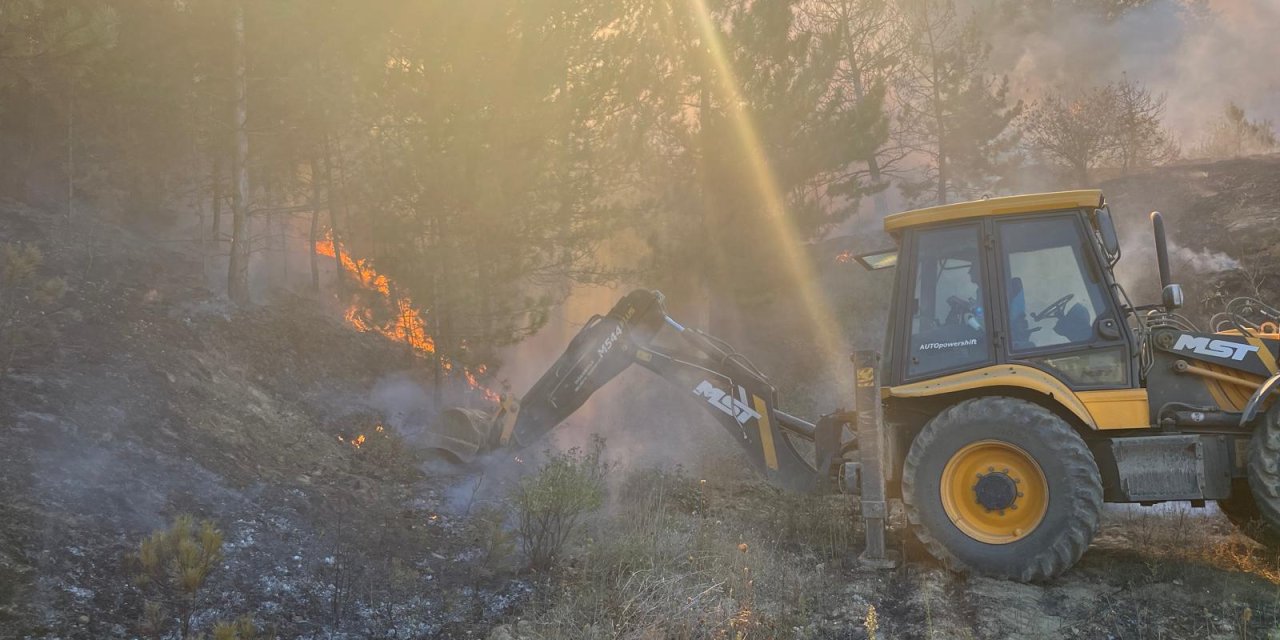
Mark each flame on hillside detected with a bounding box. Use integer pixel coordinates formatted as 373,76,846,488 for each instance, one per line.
315,231,499,403
834,250,855,264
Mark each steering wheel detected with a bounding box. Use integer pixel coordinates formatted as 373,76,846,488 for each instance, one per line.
1032,294,1074,322
944,295,974,325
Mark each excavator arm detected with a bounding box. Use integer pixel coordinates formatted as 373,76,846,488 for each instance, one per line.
503,289,845,492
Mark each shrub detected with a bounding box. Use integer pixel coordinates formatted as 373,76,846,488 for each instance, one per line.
205,616,257,640
514,436,608,570
468,505,517,575
134,515,224,639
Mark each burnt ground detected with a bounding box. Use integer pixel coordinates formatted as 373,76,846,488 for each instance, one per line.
1,155,1280,639
0,200,531,638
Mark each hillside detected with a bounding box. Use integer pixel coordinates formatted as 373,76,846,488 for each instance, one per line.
3,155,1280,639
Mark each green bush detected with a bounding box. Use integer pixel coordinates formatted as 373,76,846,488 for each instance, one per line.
514,436,609,570
133,515,224,640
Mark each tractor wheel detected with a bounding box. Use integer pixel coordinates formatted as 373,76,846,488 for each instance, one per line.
1237,405,1280,548
902,397,1103,581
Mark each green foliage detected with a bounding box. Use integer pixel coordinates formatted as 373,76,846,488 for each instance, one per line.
514,436,609,570
134,515,224,640
0,243,67,376
897,0,1023,204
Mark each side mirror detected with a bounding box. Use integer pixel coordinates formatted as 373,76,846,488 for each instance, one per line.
1162,284,1184,310
1093,206,1120,263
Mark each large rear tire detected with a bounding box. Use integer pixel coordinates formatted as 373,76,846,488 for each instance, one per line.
1235,405,1280,548
902,397,1102,581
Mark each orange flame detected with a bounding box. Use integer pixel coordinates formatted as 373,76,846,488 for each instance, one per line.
834,250,855,264
316,231,499,402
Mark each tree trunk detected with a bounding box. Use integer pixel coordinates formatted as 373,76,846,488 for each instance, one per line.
323,135,346,292
925,20,947,205
309,155,323,293
66,92,74,225
211,152,223,246
845,49,890,218
227,3,251,305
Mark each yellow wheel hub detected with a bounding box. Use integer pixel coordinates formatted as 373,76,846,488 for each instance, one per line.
940,440,1048,544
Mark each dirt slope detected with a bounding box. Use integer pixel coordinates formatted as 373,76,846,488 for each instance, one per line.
0,200,526,638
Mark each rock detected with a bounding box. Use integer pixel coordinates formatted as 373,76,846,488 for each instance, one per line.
486,624,515,640
515,620,536,637
77,615,88,624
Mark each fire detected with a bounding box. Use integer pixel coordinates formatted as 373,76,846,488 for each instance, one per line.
316,231,499,402
338,424,387,450
834,250,855,264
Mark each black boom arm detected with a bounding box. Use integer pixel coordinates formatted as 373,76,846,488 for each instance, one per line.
509,289,824,491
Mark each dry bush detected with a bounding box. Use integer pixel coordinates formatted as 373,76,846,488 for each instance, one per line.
617,466,704,520
1192,103,1277,159
467,504,517,575
753,491,857,562
0,242,67,377
1117,505,1280,585
198,616,257,640
514,436,609,570
133,515,225,640
523,465,830,639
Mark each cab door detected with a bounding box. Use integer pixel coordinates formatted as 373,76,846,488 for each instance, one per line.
896,222,997,383
993,213,1134,390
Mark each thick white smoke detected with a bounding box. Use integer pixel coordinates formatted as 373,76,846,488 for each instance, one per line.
985,0,1280,146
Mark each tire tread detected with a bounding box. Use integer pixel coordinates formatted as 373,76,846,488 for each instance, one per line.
901,396,1102,582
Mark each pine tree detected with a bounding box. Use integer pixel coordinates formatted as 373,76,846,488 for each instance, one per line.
896,0,1021,204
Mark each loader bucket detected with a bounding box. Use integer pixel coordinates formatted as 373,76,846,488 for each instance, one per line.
428,408,500,463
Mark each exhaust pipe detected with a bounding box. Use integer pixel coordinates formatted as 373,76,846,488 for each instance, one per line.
1150,211,1172,289
1150,212,1183,310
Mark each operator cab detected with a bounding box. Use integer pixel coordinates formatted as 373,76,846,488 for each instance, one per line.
876,191,1134,390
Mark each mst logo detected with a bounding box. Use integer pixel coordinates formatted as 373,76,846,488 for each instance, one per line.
1173,334,1259,362
693,380,761,425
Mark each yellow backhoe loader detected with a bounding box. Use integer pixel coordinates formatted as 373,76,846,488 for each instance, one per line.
433,190,1280,581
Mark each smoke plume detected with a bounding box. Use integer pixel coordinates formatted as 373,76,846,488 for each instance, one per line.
986,0,1280,146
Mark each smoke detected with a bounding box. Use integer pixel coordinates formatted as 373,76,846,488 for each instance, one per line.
367,372,436,442
985,0,1280,145
1172,242,1241,273
495,283,723,472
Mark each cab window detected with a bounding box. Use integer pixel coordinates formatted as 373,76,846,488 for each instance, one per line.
906,224,991,378
998,217,1109,352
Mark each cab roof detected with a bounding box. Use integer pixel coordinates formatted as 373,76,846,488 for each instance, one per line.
883,190,1104,234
